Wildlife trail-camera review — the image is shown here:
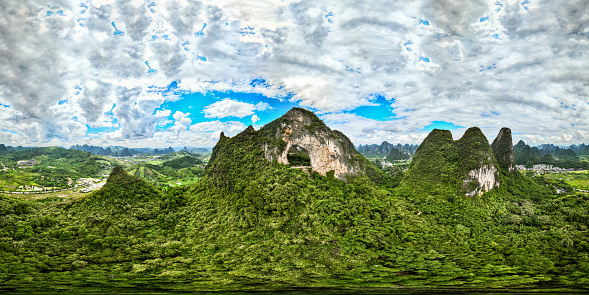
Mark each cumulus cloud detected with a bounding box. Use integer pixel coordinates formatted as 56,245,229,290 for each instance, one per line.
170,111,192,137
203,98,271,118
0,0,587,147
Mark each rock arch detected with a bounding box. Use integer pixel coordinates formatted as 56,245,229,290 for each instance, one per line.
286,145,311,166
275,133,352,176
262,108,362,179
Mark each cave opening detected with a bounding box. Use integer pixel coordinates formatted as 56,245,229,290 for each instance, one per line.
287,146,311,166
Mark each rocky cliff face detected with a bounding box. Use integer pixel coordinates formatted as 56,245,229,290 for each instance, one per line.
456,127,500,196
207,108,377,181
404,127,501,197
261,108,368,179
491,127,516,172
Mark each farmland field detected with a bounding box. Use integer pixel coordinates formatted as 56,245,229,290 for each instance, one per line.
539,170,589,191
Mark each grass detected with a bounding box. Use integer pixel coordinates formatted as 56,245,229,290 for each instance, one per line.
540,170,589,190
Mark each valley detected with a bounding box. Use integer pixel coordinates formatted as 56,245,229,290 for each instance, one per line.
0,148,208,200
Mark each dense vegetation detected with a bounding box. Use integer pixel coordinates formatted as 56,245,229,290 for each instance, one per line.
384,148,411,162
402,128,502,197
0,146,207,193
1,113,588,292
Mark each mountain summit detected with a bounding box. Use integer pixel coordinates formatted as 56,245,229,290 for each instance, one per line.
260,108,373,178
206,108,379,182
403,127,502,197
491,127,516,172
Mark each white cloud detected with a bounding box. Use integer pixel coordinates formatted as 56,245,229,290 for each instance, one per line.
251,114,260,125
170,111,192,136
203,98,261,118
0,0,588,147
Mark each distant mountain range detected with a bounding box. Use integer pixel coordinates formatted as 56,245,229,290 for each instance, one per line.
357,142,419,157
68,144,211,156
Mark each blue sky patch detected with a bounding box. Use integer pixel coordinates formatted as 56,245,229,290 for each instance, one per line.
419,56,430,63
105,103,116,116
148,2,156,13
349,95,395,121
419,19,430,26
482,110,500,117
479,17,489,22
144,61,157,74
87,126,119,134
403,40,413,52
325,12,334,23
195,23,207,36
480,63,497,72
111,22,124,36
156,90,300,129
182,41,190,51
423,121,463,131
521,0,530,10
250,78,270,88
2,130,18,134
240,26,255,36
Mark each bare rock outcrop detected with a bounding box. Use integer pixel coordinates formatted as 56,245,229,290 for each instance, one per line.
261,108,366,179
206,108,378,182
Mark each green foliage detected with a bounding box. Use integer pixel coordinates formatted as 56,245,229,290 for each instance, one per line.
402,128,498,196
286,147,311,166
1,116,588,292
162,155,203,170
85,166,162,204
385,147,410,162
2,156,588,292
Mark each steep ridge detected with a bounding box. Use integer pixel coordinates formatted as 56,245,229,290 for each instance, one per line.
385,147,411,162
403,127,501,197
491,127,516,172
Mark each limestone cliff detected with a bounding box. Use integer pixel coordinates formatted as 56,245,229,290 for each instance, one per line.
260,108,374,179
206,108,379,181
403,127,500,197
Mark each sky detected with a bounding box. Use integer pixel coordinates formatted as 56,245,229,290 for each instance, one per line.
0,0,588,148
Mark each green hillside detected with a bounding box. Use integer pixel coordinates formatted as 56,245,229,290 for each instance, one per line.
384,147,410,162
1,109,588,292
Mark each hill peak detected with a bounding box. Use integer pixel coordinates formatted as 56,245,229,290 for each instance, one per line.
88,166,161,203
207,108,380,181
491,127,516,172
260,108,367,178
404,127,500,197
